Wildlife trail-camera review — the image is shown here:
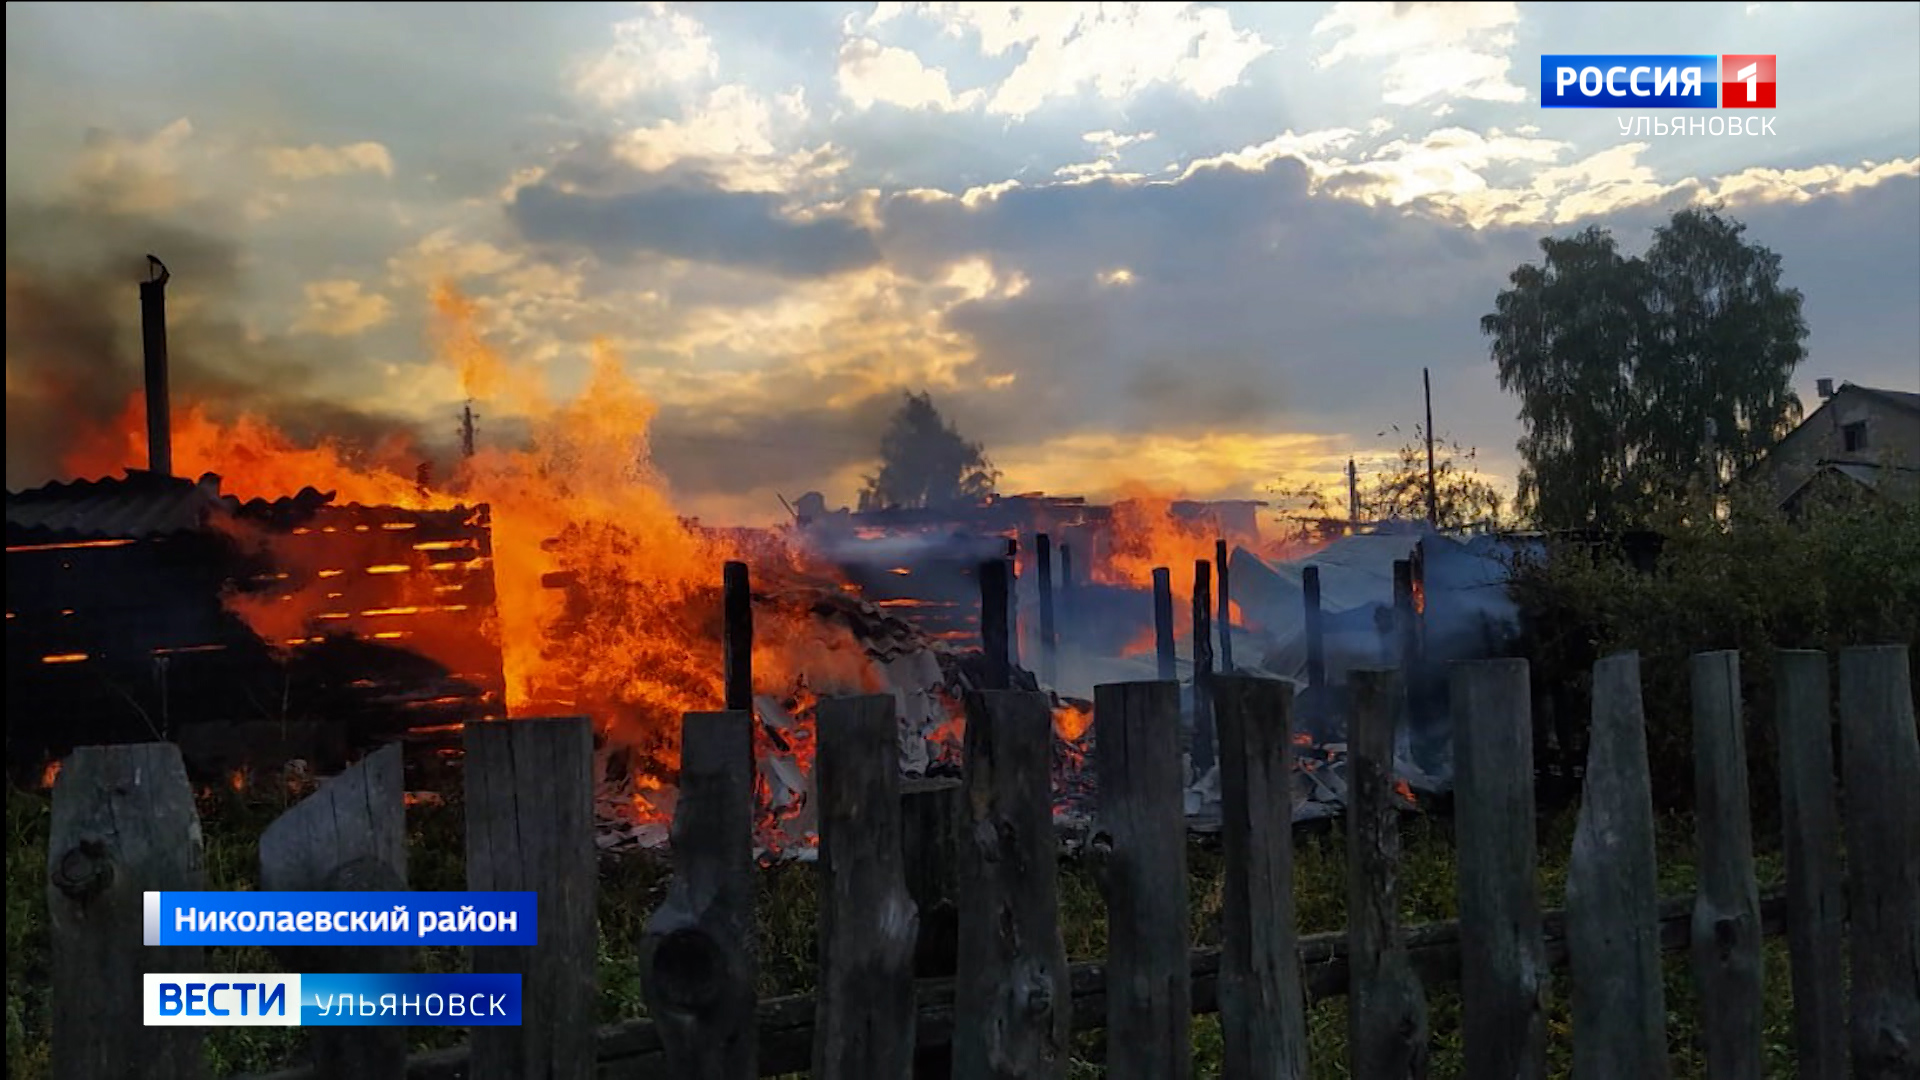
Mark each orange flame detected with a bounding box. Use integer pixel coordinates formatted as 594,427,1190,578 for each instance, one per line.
1097,482,1245,625
41,759,61,789
57,283,880,789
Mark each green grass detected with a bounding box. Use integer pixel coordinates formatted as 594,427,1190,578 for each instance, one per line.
6,780,1795,1079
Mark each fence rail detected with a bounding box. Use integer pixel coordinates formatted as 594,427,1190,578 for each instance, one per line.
42,640,1920,1079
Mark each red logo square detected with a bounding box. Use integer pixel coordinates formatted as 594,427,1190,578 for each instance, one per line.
1721,54,1776,109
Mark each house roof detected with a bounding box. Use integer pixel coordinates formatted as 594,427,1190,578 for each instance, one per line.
1780,460,1920,508
1846,384,1920,415
5,471,335,546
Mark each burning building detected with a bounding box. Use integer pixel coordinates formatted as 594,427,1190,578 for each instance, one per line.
5,471,506,776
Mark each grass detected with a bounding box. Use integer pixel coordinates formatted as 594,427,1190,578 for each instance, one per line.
5,776,1797,1079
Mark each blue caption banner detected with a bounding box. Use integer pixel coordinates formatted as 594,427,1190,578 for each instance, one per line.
144,973,523,1026
144,891,539,946
1540,54,1719,108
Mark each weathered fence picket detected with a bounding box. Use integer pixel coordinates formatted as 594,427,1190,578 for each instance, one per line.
1211,673,1309,1080
1690,650,1764,1080
41,640,1920,1080
49,742,207,1080
1093,680,1191,1080
465,716,597,1080
813,694,917,1079
259,743,409,1079
1773,649,1847,1080
1567,653,1667,1080
1449,658,1546,1080
952,690,1072,1080
1837,644,1920,1079
1344,668,1428,1080
642,710,758,1079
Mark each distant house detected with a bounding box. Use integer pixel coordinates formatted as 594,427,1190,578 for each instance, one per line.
1746,381,1920,511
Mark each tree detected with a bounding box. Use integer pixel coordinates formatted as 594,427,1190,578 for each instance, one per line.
1482,206,1808,529
860,391,998,511
1271,425,1503,535
1364,425,1504,529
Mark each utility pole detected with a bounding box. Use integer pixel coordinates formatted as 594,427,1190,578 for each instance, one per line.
1347,457,1360,531
460,401,478,459
1423,367,1438,528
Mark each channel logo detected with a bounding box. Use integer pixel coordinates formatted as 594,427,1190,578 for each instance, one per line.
1540,54,1775,108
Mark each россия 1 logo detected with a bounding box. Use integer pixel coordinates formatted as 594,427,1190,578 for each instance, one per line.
1540,54,1776,108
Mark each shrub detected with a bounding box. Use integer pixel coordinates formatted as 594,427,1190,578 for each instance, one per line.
1506,480,1920,811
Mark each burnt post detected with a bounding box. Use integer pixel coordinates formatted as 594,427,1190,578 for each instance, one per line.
953,691,1071,1079
1391,559,1415,672
1036,533,1057,688
467,716,598,1080
1152,567,1177,682
259,744,409,1079
1192,559,1217,779
814,695,917,1079
1005,537,1021,672
979,559,1011,690
1215,538,1235,673
49,743,205,1080
1093,681,1190,1080
723,561,753,712
642,711,759,1079
141,256,173,477
1058,543,1074,650
1303,566,1326,693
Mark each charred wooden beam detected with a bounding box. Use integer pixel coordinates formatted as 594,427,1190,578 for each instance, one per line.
1036,534,1057,688
1152,567,1176,682
978,560,1011,691
723,561,753,713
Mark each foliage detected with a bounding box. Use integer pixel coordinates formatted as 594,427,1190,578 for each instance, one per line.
1272,426,1504,535
859,391,998,511
1483,207,1808,529
1506,478,1920,807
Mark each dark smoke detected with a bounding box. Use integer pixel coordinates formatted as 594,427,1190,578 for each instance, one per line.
4,196,438,491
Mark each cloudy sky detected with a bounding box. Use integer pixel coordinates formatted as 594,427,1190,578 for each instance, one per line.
6,1,1918,523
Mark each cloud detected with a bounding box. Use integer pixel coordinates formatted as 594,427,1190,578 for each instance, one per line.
507,173,881,279
837,37,981,112
262,141,396,181
292,279,395,336
573,1,720,107
1313,1,1527,105
875,2,1273,119
68,118,201,215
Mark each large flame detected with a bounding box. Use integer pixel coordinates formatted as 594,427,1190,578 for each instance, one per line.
59,283,880,792
1097,481,1248,623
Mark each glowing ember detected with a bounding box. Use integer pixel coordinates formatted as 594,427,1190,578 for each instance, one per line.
41,759,61,789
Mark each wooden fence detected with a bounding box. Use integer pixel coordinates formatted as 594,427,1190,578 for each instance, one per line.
41,634,1919,1077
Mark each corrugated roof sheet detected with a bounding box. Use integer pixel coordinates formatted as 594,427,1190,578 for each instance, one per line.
4,471,337,545
6,471,228,545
